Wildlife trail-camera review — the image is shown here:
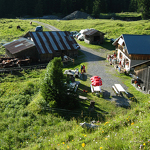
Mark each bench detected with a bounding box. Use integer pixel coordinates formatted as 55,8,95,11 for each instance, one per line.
114,84,128,96
112,86,119,95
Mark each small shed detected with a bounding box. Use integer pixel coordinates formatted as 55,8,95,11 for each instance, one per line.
3,38,38,61
131,60,150,92
83,29,105,44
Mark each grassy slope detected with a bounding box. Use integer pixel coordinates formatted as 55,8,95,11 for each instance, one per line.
36,18,150,39
0,18,150,150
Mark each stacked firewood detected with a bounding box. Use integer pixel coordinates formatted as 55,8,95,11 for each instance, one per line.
0,58,30,68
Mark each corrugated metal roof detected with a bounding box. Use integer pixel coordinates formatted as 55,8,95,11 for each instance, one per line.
113,34,150,55
123,34,150,55
3,38,35,54
83,29,104,36
131,60,150,68
28,31,79,54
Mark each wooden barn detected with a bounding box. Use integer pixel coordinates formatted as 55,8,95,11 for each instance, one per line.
3,31,79,63
83,29,105,44
131,60,150,93
3,38,39,62
112,34,150,71
24,31,79,62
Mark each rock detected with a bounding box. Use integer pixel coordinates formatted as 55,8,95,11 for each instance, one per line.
80,122,99,129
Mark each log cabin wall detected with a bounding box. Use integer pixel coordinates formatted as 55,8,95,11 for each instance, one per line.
130,54,150,60
134,66,150,92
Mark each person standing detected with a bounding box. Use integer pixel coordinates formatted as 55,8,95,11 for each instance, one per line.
81,65,83,73
83,65,85,73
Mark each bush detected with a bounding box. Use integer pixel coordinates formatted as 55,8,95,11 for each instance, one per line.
40,57,79,109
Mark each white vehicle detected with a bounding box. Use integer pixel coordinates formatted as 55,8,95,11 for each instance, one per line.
77,29,90,41
79,29,89,34
77,34,84,41
75,32,81,38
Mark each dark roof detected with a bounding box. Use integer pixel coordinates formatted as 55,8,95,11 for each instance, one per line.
113,34,150,55
131,60,150,68
3,38,35,54
83,29,104,36
26,31,79,54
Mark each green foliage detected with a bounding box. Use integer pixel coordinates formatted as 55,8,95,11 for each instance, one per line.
39,19,150,41
140,0,150,19
40,57,80,109
40,57,65,104
0,18,150,150
0,19,39,47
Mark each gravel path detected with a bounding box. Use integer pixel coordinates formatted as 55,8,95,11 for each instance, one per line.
30,20,130,107
79,45,130,107
31,20,61,31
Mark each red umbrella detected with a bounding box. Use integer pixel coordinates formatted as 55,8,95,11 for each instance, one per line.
91,78,102,82
91,80,102,86
90,76,101,82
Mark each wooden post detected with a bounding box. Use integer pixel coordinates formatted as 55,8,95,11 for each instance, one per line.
72,59,74,65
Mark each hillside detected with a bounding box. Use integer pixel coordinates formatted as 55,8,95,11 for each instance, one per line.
0,18,150,150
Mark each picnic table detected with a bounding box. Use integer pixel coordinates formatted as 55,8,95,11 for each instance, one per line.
113,84,128,96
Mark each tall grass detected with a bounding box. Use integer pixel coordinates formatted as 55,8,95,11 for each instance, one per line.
0,18,150,150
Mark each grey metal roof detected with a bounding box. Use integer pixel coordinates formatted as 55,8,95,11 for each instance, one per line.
3,38,35,54
83,29,104,36
114,34,150,55
28,31,79,54
131,60,150,68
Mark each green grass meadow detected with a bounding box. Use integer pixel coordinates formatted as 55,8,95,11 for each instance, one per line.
37,17,150,39
0,18,150,150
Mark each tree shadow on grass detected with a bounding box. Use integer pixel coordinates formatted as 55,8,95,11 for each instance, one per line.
126,92,138,103
107,95,131,109
47,101,107,122
79,48,106,62
91,40,114,51
79,73,87,81
44,82,108,122
12,70,25,77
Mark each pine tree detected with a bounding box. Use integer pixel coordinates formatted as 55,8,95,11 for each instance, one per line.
41,57,79,109
40,57,65,104
140,0,150,19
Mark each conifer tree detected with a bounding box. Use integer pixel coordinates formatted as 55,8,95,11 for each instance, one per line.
41,57,65,104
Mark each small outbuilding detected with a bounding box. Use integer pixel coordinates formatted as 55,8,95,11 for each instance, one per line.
83,29,105,44
131,60,150,93
3,38,38,62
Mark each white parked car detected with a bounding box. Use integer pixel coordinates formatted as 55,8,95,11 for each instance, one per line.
77,29,90,41
77,34,84,41
75,33,81,38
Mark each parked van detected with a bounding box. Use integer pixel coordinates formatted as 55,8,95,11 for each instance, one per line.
35,26,43,32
